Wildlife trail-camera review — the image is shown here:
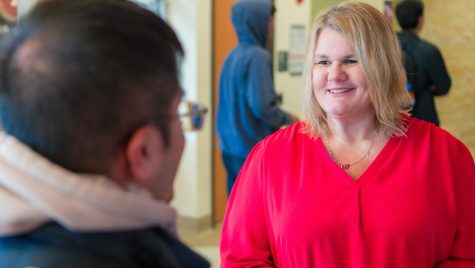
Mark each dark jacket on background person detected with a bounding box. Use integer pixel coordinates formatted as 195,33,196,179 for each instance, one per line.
217,0,291,158
397,31,451,126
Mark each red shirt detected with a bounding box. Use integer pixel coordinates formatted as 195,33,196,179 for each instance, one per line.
220,118,475,267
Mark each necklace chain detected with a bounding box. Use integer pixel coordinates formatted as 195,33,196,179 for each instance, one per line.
325,138,377,170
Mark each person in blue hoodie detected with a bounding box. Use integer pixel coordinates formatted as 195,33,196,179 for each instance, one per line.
217,0,299,195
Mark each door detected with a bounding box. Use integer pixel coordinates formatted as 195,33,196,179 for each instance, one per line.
212,0,237,223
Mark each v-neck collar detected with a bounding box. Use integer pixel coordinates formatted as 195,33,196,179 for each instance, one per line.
317,135,400,184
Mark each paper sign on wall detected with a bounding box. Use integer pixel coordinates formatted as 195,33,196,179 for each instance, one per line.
289,25,306,76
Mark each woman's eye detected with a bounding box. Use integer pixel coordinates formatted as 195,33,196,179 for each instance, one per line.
344,59,358,64
317,60,330,65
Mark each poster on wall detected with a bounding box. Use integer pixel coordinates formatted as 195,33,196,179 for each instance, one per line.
384,0,393,25
289,25,306,76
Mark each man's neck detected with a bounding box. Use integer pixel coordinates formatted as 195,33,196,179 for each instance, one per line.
402,28,419,37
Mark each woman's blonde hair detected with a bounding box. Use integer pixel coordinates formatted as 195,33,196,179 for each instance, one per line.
302,1,411,137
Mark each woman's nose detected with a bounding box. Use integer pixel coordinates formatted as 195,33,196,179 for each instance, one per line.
328,63,347,81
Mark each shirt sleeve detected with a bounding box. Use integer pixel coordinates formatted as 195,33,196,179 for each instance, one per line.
245,50,291,128
438,143,475,267
426,46,451,96
220,142,275,267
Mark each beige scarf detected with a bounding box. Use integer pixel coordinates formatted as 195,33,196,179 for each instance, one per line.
0,132,177,236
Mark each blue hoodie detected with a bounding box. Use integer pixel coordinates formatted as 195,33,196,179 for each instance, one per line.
217,0,291,158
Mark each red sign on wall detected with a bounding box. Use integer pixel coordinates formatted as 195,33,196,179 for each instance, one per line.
296,0,304,4
0,0,17,21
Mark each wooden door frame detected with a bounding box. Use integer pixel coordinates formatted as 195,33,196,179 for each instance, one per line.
212,0,237,224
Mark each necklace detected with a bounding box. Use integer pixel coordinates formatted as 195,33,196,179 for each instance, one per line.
325,138,377,170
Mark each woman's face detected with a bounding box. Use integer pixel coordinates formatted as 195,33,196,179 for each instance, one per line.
312,27,373,121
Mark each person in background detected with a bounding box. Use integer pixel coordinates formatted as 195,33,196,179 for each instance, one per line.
220,2,475,267
396,0,451,126
217,0,299,195
0,0,209,267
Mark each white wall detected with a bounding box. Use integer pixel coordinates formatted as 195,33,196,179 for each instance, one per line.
273,0,312,118
17,0,36,17
365,0,385,10
168,0,213,220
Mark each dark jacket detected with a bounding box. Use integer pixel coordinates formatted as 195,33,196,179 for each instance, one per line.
397,31,451,126
217,0,291,158
0,222,209,268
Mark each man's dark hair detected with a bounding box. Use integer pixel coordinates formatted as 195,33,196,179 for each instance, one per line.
0,0,184,174
396,0,424,30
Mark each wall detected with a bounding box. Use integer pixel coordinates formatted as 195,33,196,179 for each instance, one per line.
16,0,36,17
312,0,385,19
420,0,475,155
273,0,311,117
168,0,213,221
311,0,344,22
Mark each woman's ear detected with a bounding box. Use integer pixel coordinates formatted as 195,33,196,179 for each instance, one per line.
125,125,165,185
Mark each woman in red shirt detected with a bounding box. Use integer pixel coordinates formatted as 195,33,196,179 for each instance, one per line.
220,2,475,267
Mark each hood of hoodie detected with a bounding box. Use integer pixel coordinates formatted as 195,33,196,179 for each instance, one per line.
232,0,271,48
0,132,177,237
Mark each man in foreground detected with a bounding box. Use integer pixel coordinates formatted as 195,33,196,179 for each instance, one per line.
0,0,209,267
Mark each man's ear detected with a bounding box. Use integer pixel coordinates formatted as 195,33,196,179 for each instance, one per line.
417,15,424,30
125,125,165,185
